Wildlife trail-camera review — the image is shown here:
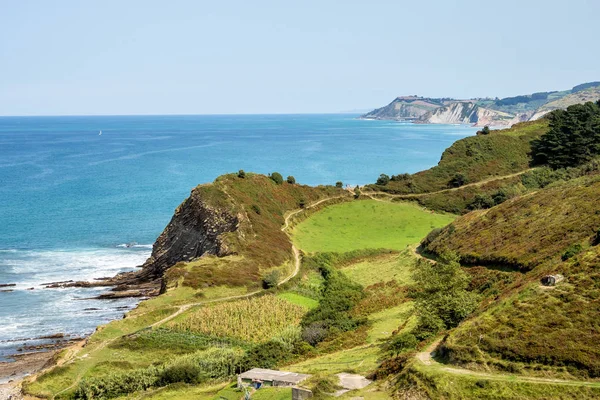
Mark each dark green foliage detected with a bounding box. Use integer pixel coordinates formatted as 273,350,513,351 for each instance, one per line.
335,181,343,188
300,253,366,345
287,175,296,184
384,332,418,356
449,173,467,188
412,253,479,340
354,186,361,199
240,341,290,370
376,174,390,185
269,172,284,185
251,204,261,215
467,193,495,210
158,363,203,385
391,173,411,181
531,101,600,169
299,198,306,208
262,270,280,289
562,244,583,261
593,229,600,246
238,169,246,178
476,126,491,135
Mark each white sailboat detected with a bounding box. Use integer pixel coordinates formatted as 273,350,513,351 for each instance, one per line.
99,130,102,136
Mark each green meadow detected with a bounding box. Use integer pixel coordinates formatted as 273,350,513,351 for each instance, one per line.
292,200,455,253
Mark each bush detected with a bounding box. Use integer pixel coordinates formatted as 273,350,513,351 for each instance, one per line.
449,173,467,188
299,198,306,208
562,243,583,261
391,173,410,181
354,186,361,199
158,363,203,385
240,340,291,370
593,229,600,246
335,181,343,188
269,172,284,185
385,332,418,356
412,252,479,339
262,270,280,289
476,126,491,135
467,194,495,210
287,175,296,184
238,170,246,178
376,174,390,185
251,204,261,214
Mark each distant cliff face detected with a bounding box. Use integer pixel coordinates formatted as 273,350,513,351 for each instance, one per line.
136,186,240,281
361,96,444,120
362,82,600,127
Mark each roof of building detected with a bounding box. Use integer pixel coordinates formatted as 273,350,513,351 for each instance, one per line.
239,368,311,384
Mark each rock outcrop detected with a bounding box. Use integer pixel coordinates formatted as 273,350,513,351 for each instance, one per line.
135,186,239,281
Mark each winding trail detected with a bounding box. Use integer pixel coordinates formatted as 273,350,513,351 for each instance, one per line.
365,168,536,200
150,193,349,328
415,340,600,387
31,194,350,399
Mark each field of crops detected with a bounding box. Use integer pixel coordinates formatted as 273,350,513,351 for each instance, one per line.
168,295,306,343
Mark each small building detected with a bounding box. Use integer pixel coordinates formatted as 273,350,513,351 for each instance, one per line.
238,368,311,389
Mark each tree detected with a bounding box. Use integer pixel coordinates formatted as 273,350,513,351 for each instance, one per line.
353,186,361,199
335,181,343,188
269,172,284,185
287,175,296,184
262,270,280,289
531,102,600,169
476,125,491,135
238,170,246,178
412,253,479,339
376,174,390,186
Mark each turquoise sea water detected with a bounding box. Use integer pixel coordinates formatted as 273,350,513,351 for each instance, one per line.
0,114,476,368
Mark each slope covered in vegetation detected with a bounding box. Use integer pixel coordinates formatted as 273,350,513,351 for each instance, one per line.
369,119,548,195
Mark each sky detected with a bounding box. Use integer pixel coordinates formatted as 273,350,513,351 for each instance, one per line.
1,0,599,116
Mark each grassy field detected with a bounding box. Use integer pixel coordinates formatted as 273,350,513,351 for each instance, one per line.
367,303,415,344
292,200,454,253
287,345,381,376
340,251,417,287
278,292,319,309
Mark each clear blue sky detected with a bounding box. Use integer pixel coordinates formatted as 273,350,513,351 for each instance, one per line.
1,0,598,115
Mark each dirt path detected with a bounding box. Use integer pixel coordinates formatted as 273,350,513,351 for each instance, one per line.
150,193,349,328
367,168,536,200
416,339,600,387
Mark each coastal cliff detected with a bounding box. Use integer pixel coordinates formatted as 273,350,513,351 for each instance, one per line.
135,185,240,282
361,81,600,126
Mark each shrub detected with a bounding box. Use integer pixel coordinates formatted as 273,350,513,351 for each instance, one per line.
562,243,583,261
262,270,280,289
238,170,246,178
449,173,467,188
412,252,479,339
240,340,291,370
376,174,390,185
385,332,418,356
269,172,284,185
158,363,203,385
299,198,306,208
251,204,261,214
354,186,361,199
287,175,296,184
391,173,410,181
476,126,491,135
335,181,343,188
467,194,495,210
593,229,600,246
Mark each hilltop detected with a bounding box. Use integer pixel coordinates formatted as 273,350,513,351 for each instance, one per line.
361,81,600,126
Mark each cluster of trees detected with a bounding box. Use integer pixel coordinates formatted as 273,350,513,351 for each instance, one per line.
300,254,366,346
531,101,600,169
383,253,479,356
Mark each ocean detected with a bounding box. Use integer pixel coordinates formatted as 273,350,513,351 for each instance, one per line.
0,114,476,363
